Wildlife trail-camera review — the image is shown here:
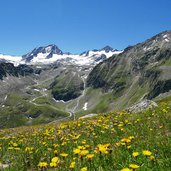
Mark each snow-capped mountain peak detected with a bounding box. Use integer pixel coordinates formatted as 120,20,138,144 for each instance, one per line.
22,44,63,62
0,45,123,66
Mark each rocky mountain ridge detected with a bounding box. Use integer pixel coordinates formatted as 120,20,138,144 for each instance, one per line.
87,30,171,109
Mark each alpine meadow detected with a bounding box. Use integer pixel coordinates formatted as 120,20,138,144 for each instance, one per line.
0,0,171,170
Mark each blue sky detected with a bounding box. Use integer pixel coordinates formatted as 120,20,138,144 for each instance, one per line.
0,0,171,55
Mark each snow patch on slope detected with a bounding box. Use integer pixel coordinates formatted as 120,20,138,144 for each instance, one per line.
83,102,88,110
163,34,170,42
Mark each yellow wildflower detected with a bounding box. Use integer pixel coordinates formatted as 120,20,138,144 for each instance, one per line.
80,150,89,156
51,157,60,163
60,153,68,157
12,143,18,147
129,164,139,169
86,154,94,159
132,152,139,157
96,144,109,154
143,150,152,156
38,162,48,168
80,167,87,171
73,148,80,154
127,145,131,149
50,162,57,167
69,161,76,169
78,146,85,150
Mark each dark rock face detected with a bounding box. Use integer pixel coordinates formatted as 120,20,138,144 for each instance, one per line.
148,80,171,99
52,85,84,101
87,30,171,101
50,70,84,101
16,64,34,76
0,63,18,79
0,63,34,80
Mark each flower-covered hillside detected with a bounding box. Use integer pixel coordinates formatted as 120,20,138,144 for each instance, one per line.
0,102,170,171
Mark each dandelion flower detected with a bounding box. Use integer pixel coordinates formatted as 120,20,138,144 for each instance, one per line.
79,150,89,157
60,153,68,157
80,167,87,171
143,150,152,156
69,161,75,169
132,152,139,157
50,162,57,168
38,162,48,168
129,164,139,169
73,148,80,154
86,154,94,159
51,157,60,163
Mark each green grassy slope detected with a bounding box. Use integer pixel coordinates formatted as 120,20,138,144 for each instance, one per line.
0,93,68,128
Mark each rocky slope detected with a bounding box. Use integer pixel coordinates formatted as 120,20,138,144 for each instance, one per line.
50,69,84,101
87,30,171,109
0,63,34,80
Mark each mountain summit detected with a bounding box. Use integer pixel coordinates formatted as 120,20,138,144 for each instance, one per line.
22,44,63,62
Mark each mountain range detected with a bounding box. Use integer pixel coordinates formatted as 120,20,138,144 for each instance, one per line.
0,30,171,128
0,45,121,66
